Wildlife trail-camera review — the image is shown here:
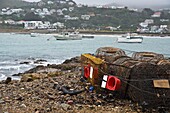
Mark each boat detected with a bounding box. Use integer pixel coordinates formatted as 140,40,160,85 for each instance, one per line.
82,35,94,38
30,33,39,37
117,33,143,43
54,32,82,40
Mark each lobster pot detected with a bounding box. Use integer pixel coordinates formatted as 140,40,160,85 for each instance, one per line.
107,56,140,97
132,52,164,64
95,47,127,63
127,62,170,108
81,54,107,87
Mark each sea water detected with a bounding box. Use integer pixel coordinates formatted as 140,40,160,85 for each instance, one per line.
0,33,170,80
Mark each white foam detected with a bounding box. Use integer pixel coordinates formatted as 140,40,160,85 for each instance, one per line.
0,74,6,80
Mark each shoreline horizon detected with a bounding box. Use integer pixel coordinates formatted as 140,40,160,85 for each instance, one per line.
0,28,170,36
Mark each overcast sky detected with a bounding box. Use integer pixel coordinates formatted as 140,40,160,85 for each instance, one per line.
24,0,170,6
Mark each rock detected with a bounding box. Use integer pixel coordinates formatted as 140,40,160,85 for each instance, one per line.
34,59,47,64
60,103,71,111
21,75,33,82
67,100,73,105
5,77,12,84
63,56,80,64
20,104,26,108
0,100,5,104
20,61,30,64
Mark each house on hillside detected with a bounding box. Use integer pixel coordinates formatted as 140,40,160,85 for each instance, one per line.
60,1,66,4
47,1,54,4
77,4,83,7
151,12,161,18
68,2,74,6
160,19,169,22
4,19,16,24
50,9,56,14
53,22,65,28
69,7,74,12
81,15,90,20
144,19,154,24
139,22,148,28
24,21,43,29
38,1,46,7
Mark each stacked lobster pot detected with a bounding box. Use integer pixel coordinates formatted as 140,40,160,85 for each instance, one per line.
81,53,107,89
81,47,170,108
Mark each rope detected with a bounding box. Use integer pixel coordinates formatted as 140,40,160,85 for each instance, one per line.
99,64,170,81
98,68,170,98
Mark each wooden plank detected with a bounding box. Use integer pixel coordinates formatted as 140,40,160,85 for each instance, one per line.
153,80,170,88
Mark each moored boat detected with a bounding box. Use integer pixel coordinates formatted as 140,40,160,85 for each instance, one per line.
54,32,82,40
30,33,39,37
117,33,143,43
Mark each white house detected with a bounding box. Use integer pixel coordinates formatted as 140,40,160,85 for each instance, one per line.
110,6,117,9
68,2,74,6
50,9,56,14
64,15,79,20
81,15,90,20
2,8,7,12
24,21,43,29
144,19,154,24
151,12,161,18
57,9,63,15
96,5,103,8
139,22,148,28
38,21,51,29
47,1,54,4
69,7,74,12
53,22,65,28
31,8,35,11
128,8,138,12
77,4,83,8
4,19,16,24
11,8,23,13
60,1,66,4
38,1,46,6
160,19,169,22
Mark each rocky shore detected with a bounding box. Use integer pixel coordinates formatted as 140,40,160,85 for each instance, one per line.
0,56,169,113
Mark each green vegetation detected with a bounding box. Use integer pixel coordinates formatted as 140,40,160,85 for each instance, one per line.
0,0,170,31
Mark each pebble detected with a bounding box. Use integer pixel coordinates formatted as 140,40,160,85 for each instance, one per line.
20,104,27,108
61,103,71,111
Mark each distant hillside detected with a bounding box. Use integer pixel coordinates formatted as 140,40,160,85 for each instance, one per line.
0,0,29,9
106,2,170,10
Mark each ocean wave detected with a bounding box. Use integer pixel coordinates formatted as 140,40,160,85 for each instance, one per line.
0,73,6,80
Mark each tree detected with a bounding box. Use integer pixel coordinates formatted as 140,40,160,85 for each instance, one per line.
23,12,41,21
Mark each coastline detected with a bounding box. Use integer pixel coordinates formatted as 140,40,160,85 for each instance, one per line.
1,28,170,36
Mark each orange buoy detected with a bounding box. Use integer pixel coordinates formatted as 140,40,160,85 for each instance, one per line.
106,76,121,91
84,64,90,78
101,75,121,91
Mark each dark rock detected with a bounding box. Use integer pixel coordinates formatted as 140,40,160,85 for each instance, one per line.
63,56,80,64
34,59,47,64
5,77,12,84
20,61,30,64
